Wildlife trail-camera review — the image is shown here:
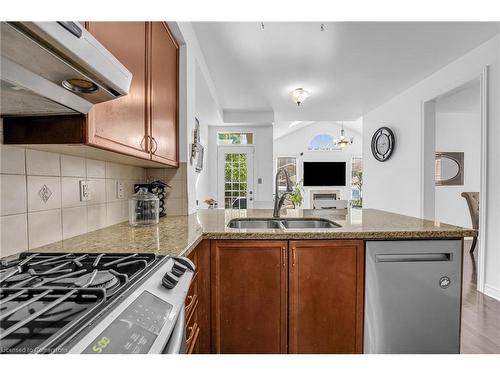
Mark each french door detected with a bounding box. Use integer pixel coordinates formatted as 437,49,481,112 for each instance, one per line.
217,146,254,209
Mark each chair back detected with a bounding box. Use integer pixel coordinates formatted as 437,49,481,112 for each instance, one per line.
461,192,479,229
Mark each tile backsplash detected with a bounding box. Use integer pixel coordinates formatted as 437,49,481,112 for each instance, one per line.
146,163,188,216
0,146,146,257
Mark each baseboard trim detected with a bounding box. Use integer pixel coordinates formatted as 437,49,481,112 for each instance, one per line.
484,284,500,301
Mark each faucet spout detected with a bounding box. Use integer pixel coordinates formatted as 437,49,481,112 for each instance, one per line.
273,167,293,218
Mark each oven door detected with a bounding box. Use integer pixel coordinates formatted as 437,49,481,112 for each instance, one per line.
163,305,186,354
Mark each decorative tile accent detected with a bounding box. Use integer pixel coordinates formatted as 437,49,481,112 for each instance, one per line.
38,184,53,203
27,176,61,212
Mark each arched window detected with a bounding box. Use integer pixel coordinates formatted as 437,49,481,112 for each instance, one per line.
307,134,340,151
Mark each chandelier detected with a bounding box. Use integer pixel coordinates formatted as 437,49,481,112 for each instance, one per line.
337,125,353,148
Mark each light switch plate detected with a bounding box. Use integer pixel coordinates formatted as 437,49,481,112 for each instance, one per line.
116,181,125,199
79,180,91,201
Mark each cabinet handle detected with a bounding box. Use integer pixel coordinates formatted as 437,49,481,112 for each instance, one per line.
292,247,296,267
151,136,158,154
186,322,198,346
185,294,196,314
282,247,286,268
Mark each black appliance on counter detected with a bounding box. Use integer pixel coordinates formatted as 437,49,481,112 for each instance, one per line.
134,180,170,217
0,252,194,354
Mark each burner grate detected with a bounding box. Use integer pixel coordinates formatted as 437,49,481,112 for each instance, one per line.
0,288,106,353
0,252,161,354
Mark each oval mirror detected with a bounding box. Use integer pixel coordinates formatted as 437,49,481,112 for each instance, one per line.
435,152,464,186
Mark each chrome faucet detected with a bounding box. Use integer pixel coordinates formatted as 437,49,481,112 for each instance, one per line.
273,167,294,218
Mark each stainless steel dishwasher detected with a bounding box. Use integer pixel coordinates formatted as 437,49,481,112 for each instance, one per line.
364,240,462,354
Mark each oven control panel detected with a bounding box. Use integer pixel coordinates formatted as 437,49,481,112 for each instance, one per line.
68,256,194,354
82,291,173,354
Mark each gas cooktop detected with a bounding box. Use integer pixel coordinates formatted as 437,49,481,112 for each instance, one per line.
0,252,163,354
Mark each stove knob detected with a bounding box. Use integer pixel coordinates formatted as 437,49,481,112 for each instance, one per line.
162,272,179,289
171,261,188,277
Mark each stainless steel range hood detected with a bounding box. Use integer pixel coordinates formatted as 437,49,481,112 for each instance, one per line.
1,22,132,116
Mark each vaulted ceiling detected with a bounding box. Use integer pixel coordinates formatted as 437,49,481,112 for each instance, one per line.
193,22,499,137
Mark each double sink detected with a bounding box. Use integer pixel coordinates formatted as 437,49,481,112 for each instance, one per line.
227,217,341,230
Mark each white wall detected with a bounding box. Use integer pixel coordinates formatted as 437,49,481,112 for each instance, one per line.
207,125,274,208
167,22,223,214
434,85,481,227
274,122,362,208
362,34,500,300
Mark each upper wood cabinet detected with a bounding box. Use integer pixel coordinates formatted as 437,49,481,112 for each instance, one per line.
2,22,179,168
86,22,150,159
211,240,288,354
150,22,179,164
288,240,364,353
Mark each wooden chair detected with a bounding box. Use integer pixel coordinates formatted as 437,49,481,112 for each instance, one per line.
461,192,479,254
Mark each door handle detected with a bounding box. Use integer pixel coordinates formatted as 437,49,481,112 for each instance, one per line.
375,253,452,263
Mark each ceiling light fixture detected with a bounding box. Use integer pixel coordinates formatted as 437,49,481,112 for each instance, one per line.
337,123,354,149
290,88,310,106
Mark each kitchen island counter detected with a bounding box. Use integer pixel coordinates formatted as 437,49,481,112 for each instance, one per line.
20,208,476,258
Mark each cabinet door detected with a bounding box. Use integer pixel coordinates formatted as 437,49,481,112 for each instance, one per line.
211,240,288,353
86,22,150,159
149,22,179,166
289,240,364,353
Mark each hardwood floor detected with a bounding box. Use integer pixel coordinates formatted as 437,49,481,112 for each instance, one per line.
460,240,500,353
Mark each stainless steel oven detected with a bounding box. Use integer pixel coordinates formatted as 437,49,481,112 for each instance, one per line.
0,252,194,354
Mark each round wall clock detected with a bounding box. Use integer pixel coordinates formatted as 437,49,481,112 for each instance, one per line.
371,127,395,162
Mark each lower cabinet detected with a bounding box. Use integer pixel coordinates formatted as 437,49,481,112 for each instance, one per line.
210,240,288,353
194,239,364,354
289,240,364,353
186,240,210,354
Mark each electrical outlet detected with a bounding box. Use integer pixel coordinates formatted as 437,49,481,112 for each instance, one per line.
116,181,125,199
79,180,91,201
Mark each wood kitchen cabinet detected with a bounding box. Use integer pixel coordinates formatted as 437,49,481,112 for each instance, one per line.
288,240,364,353
3,22,179,168
85,22,150,160
149,22,179,164
186,240,211,354
211,240,288,353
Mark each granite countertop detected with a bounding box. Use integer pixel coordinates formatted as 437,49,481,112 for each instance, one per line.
23,208,477,258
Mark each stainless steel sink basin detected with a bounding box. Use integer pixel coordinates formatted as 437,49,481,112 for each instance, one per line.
281,218,341,229
227,219,283,229
227,218,341,229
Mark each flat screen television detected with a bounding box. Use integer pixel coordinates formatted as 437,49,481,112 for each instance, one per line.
303,162,346,186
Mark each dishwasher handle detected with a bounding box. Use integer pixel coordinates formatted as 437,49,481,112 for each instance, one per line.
375,253,452,263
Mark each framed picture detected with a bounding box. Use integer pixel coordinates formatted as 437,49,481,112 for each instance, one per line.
195,144,204,172
191,117,204,172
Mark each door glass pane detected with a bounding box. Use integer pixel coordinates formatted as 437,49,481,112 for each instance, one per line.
351,157,363,207
224,153,248,209
276,157,297,191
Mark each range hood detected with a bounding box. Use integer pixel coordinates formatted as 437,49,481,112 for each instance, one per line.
1,22,132,116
